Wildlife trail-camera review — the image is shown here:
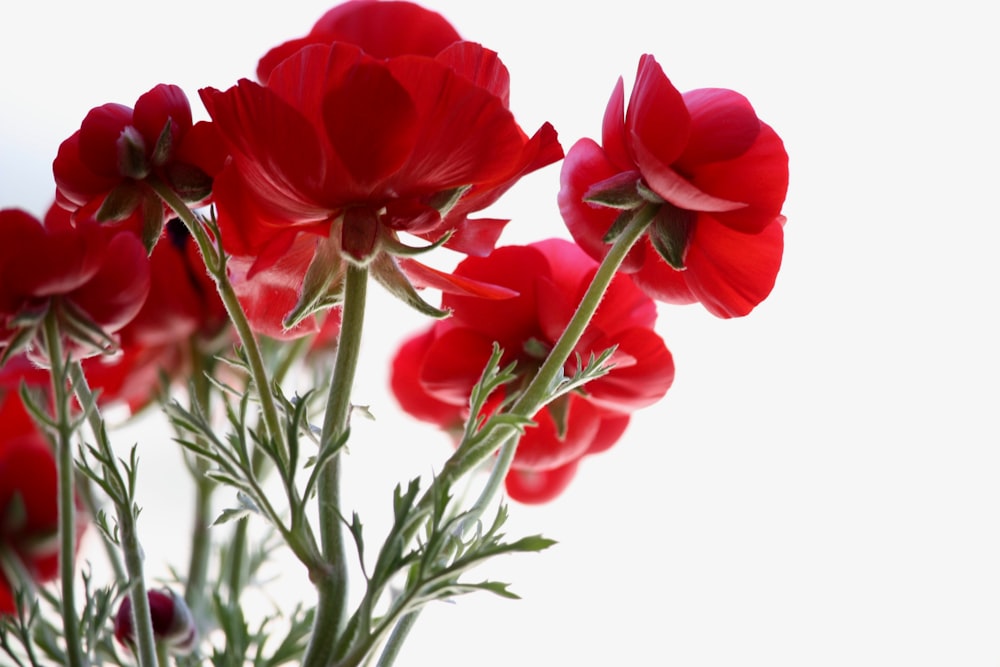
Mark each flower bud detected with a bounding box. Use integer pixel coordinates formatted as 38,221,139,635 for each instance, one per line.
114,587,197,655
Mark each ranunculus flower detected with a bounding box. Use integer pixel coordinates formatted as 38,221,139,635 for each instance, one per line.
0,391,86,614
0,206,151,364
53,84,225,250
200,38,561,336
114,587,197,655
257,0,462,82
78,218,231,413
390,239,674,503
559,54,789,318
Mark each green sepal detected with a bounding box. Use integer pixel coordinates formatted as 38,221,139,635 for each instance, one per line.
648,203,695,270
283,237,345,330
636,179,666,204
150,117,174,167
140,192,165,254
583,171,645,209
546,393,571,441
116,125,149,179
370,253,449,319
165,162,213,204
602,206,640,244
96,182,142,223
426,184,471,218
380,229,454,257
56,299,119,355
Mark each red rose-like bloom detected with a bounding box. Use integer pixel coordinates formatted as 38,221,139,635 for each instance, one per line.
0,392,86,614
0,206,151,363
257,0,462,82
53,84,224,246
391,239,674,503
79,219,231,412
200,39,561,335
114,587,197,655
559,55,789,318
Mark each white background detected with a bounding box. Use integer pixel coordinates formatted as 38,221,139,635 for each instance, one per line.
1,1,998,665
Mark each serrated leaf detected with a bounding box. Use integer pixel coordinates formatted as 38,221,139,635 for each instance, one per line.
213,507,252,526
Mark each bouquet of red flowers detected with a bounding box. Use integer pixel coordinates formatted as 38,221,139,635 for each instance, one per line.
0,2,788,665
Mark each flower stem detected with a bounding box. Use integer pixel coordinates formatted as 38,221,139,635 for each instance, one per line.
40,315,85,667
183,345,215,617
69,362,159,667
148,179,289,468
302,264,368,667
406,205,656,543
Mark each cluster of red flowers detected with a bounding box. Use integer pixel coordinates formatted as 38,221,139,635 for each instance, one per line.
0,0,787,621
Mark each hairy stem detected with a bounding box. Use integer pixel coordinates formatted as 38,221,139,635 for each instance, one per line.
302,264,368,667
41,316,86,667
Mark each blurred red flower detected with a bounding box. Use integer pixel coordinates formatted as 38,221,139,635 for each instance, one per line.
0,206,150,363
391,239,674,503
53,84,224,248
559,54,788,317
114,587,197,655
257,0,462,82
201,37,560,335
0,392,86,614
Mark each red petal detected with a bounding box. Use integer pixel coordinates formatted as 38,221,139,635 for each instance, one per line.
558,138,647,272
436,42,510,107
679,214,784,318
601,77,631,170
676,88,761,168
397,258,518,299
693,122,790,234
389,328,463,427
440,217,508,257
78,103,134,177
386,55,523,192
625,55,690,167
70,230,151,333
200,80,331,213
53,131,119,209
631,141,747,213
505,459,579,504
322,61,418,189
419,326,497,405
132,84,193,159
585,327,674,411
227,236,320,339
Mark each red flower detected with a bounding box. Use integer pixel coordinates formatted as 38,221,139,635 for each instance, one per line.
53,84,224,249
79,218,230,412
0,392,86,614
257,0,462,82
114,587,197,655
0,206,151,364
390,239,674,503
559,55,789,318
201,39,560,334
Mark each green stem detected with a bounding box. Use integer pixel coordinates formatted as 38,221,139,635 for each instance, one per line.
373,611,418,667
404,206,657,544
74,466,127,584
379,209,656,667
41,314,86,667
69,362,159,667
302,264,369,667
149,179,288,468
183,346,215,617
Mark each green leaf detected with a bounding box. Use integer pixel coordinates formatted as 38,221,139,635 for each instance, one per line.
370,252,449,318
583,171,645,209
283,236,344,330
648,203,695,270
213,507,252,526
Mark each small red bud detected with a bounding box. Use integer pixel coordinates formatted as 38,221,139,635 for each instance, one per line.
114,587,197,655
